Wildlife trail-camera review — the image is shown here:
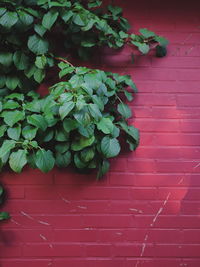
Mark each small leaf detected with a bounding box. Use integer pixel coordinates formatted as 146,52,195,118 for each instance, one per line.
139,28,156,38
71,135,95,151
138,43,150,54
13,51,29,70
0,212,10,221
9,149,27,173
35,55,46,69
0,52,13,67
101,136,120,158
0,11,18,28
6,76,20,90
35,149,55,173
97,159,110,179
117,103,132,119
97,118,114,134
156,45,167,57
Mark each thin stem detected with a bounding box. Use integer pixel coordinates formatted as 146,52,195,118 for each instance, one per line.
54,57,74,67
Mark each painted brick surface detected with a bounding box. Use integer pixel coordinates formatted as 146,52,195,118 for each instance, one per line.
1,0,200,266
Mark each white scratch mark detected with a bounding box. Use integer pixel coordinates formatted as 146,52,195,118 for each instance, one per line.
49,244,53,249
193,162,200,169
129,208,143,214
37,220,50,226
77,206,87,210
61,197,70,204
150,192,171,227
20,211,34,220
40,234,47,241
116,232,122,236
178,178,184,185
11,219,21,226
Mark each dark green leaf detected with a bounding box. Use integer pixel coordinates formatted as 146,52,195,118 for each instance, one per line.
117,103,132,119
0,11,18,28
55,151,71,168
27,114,47,131
59,101,75,120
71,135,95,151
28,34,49,55
42,10,59,30
3,111,25,127
13,51,29,70
22,126,37,140
0,140,16,159
35,149,55,173
7,125,21,140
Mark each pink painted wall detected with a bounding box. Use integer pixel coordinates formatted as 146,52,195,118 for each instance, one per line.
1,0,200,266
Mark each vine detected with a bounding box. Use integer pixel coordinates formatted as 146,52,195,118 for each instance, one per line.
0,0,168,178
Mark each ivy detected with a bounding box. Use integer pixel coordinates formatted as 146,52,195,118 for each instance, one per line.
0,0,168,179
0,185,9,221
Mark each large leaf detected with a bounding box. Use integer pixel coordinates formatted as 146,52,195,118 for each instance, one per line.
3,111,25,127
0,140,16,159
28,34,49,55
88,104,102,121
0,11,18,28
101,136,120,158
59,101,75,120
0,52,12,67
97,159,110,179
22,126,37,140
35,149,55,173
97,117,114,134
139,28,156,38
117,103,132,119
42,10,59,30
27,114,47,131
9,149,27,173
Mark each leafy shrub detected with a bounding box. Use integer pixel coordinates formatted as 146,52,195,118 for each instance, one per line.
0,0,168,177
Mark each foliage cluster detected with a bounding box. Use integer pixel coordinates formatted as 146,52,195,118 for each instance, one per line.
0,0,168,177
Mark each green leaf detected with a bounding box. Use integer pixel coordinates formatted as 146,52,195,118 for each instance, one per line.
28,34,49,55
71,135,95,151
27,114,47,131
74,153,87,169
35,55,47,69
3,100,20,109
138,43,150,54
33,68,45,83
139,28,156,38
34,24,47,37
3,111,25,127
117,103,132,119
101,136,120,158
7,125,21,140
88,104,102,121
0,8,6,17
74,109,91,126
35,149,55,173
73,14,86,26
97,117,114,134
63,118,77,132
22,126,37,140
6,76,20,90
60,10,73,23
118,121,139,146
0,52,12,67
18,10,34,26
156,45,167,57
97,159,110,179
55,143,69,153
124,91,133,101
0,125,7,138
55,151,71,168
9,149,27,173
0,212,10,221
13,51,29,70
154,36,169,47
80,147,95,162
78,124,94,138
0,140,16,159
42,10,59,30
59,101,75,120
0,11,18,28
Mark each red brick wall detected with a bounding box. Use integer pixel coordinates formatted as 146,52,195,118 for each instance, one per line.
1,0,200,266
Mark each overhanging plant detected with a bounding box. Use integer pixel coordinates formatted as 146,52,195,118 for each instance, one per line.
0,0,168,178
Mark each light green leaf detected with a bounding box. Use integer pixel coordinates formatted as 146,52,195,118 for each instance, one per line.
101,136,120,158
3,111,25,127
6,76,20,90
138,43,150,54
35,55,47,69
7,125,21,140
34,24,47,37
18,10,34,26
97,117,114,134
0,125,7,138
139,28,156,38
9,149,27,173
88,104,102,121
